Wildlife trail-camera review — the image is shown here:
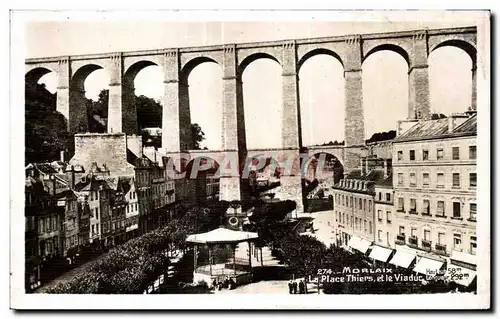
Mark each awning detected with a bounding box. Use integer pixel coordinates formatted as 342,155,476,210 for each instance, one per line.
369,245,393,262
450,250,476,266
446,266,477,287
356,238,372,254
389,250,417,268
413,257,444,275
347,236,371,254
347,236,361,249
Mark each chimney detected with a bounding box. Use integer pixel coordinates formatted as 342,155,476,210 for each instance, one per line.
52,175,56,196
71,165,75,188
384,159,392,179
60,150,65,163
360,158,366,175
448,117,455,132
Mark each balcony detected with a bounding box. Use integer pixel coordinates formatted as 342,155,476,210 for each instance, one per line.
408,236,418,248
395,234,405,245
435,243,447,256
421,239,432,252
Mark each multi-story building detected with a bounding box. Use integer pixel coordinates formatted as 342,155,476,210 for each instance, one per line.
24,173,65,291
373,168,395,249
124,177,140,240
106,176,128,246
332,156,392,256
391,114,477,286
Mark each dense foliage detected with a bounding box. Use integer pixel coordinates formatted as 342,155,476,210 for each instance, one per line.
44,202,228,294
25,84,74,164
365,130,396,144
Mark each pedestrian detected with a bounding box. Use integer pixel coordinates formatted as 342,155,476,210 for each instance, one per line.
288,280,293,294
299,280,305,294
292,280,298,294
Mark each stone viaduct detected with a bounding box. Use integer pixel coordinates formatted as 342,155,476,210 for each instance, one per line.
25,26,477,212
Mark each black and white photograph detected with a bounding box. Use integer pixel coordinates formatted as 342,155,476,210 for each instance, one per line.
9,9,491,310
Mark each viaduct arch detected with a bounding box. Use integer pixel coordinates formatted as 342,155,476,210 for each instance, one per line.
25,26,478,212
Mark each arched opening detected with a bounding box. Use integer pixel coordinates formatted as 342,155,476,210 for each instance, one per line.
241,55,282,149
303,152,343,212
362,49,408,142
71,64,109,133
182,59,222,150
305,153,344,184
298,52,344,146
429,44,474,115
184,156,221,204
124,62,163,144
245,156,282,200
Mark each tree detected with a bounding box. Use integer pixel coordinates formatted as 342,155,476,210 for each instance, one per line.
190,123,205,150
88,89,206,149
365,130,396,144
25,84,74,164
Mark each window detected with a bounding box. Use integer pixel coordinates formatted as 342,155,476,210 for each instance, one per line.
437,201,445,217
364,220,367,233
378,230,383,242
423,173,430,187
470,173,477,187
470,203,477,221
410,198,416,212
378,210,383,221
397,150,403,161
398,173,404,186
399,226,405,235
452,147,460,160
437,173,444,188
397,198,404,211
452,173,461,187
386,193,391,202
422,149,429,161
359,198,362,210
91,225,95,234
469,145,476,160
96,224,99,233
127,205,130,213
386,211,392,223
409,150,415,161
350,197,353,207
409,173,416,187
342,213,344,224
424,230,431,241
39,219,44,233
470,236,477,255
437,148,444,160
454,233,462,250
423,199,430,215
363,199,367,212
369,221,372,234
410,227,417,237
368,200,372,213
438,232,445,245
378,192,382,201
453,202,462,218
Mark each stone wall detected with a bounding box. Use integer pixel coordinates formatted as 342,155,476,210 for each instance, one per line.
70,133,134,176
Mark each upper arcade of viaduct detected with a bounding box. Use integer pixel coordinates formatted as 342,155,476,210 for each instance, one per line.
25,26,477,176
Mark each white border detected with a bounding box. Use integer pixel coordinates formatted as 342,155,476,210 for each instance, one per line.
9,9,491,310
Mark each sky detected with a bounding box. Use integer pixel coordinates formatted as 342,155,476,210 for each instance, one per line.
27,21,474,150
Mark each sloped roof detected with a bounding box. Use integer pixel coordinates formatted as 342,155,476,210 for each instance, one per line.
453,114,477,134
395,118,449,142
186,227,259,244
394,115,476,143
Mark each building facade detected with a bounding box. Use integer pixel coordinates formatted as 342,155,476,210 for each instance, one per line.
392,114,477,284
332,157,392,254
